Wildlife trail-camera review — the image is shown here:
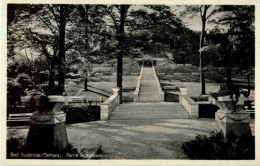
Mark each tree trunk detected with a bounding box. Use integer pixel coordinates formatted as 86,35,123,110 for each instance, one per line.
247,73,250,95
49,63,55,88
117,5,127,104
58,5,66,94
84,79,88,90
199,7,207,95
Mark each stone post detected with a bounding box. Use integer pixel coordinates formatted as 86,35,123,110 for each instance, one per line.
179,88,188,95
112,88,120,105
179,87,187,104
100,103,109,120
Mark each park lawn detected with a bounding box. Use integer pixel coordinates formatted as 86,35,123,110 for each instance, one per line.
95,76,139,82
160,81,221,97
155,65,199,74
65,76,138,102
88,81,137,102
93,67,116,73
93,66,141,75
65,81,83,96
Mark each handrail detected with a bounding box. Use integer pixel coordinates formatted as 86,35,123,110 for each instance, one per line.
100,88,120,120
134,67,144,102
180,95,199,118
152,66,164,101
178,88,198,118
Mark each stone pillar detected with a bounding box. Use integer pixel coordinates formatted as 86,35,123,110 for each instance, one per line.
112,88,120,104
23,95,68,153
190,103,199,118
214,96,251,137
100,103,109,120
179,88,187,104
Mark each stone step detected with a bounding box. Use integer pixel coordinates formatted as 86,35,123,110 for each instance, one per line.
114,107,186,112
138,96,160,102
112,109,188,115
115,106,185,111
110,112,190,120
114,108,186,112
141,80,157,83
138,99,161,102
139,92,159,95
118,102,182,108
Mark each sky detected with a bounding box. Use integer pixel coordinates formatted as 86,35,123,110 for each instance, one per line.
171,5,220,32
130,5,220,32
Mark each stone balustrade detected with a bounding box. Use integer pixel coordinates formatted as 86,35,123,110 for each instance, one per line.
179,88,199,118
100,88,120,120
152,66,164,101
134,67,144,102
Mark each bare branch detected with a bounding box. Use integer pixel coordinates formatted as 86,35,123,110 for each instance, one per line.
46,4,60,28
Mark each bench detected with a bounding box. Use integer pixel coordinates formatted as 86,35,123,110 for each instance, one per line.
192,72,200,76
164,86,179,91
157,73,165,76
7,113,33,126
245,101,255,118
8,113,32,121
86,97,104,105
174,73,182,76
131,73,139,76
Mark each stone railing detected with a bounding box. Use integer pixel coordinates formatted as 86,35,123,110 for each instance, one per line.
100,88,120,120
134,67,144,102
152,66,164,101
179,88,198,118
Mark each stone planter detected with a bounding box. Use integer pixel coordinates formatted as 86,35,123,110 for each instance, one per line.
21,95,68,153
214,96,251,137
214,96,245,113
215,97,235,113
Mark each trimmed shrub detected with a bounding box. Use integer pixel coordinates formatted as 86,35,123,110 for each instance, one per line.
199,104,219,118
165,92,179,102
182,131,255,159
61,105,100,124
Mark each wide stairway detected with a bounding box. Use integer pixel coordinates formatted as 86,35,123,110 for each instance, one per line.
110,67,190,120
138,67,160,102
110,102,189,120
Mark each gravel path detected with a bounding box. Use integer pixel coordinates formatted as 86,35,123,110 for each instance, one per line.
7,118,255,159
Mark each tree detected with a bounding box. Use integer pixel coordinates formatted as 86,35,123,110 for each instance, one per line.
105,5,189,102
67,5,111,89
8,4,75,94
128,5,184,56
105,5,131,104
214,6,255,73
49,5,74,93
181,5,218,95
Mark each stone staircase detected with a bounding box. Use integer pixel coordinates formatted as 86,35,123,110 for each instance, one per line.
109,67,190,120
110,102,190,120
138,68,161,102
